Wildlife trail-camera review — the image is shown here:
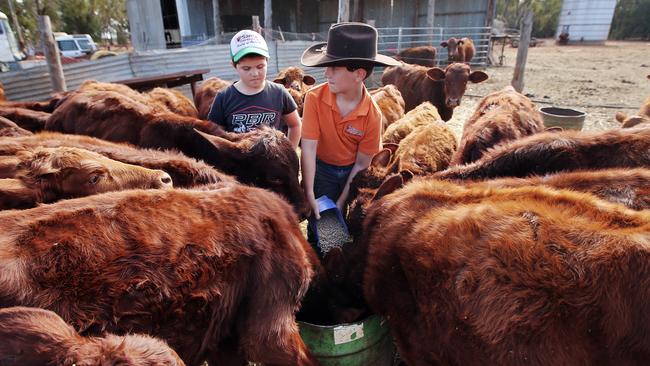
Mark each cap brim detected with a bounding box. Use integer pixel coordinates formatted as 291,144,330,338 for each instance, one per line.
300,42,401,67
232,47,270,62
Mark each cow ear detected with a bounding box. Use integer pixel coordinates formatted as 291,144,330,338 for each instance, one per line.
615,111,627,123
372,174,403,201
458,40,464,46
273,78,285,84
371,148,392,168
382,143,399,155
440,41,448,48
469,71,489,84
426,67,446,81
193,128,241,157
303,74,316,85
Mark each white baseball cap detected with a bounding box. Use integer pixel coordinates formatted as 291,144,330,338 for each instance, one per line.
230,30,270,63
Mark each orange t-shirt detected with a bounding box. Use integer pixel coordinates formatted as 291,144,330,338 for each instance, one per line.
301,83,382,166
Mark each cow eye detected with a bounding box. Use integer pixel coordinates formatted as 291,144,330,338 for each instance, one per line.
89,174,101,185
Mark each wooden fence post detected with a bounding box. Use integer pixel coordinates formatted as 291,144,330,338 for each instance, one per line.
38,15,66,92
511,8,532,93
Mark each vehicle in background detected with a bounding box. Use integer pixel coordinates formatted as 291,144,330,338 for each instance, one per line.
55,35,86,58
73,34,98,54
0,11,26,71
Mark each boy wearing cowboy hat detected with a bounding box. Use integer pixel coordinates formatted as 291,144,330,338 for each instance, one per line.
300,23,399,239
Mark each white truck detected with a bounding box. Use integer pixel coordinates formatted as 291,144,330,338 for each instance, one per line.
0,11,25,71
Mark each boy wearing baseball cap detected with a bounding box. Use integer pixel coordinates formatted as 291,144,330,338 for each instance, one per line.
207,29,301,148
300,23,399,242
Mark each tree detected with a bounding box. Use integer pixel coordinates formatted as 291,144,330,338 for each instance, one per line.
59,0,101,40
610,0,650,40
496,0,562,38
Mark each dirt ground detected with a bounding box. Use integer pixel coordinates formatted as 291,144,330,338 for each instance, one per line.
372,40,650,140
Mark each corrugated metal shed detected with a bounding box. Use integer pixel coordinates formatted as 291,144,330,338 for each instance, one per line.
416,0,490,28
556,0,617,43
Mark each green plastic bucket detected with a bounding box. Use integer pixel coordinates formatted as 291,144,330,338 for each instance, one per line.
299,314,396,366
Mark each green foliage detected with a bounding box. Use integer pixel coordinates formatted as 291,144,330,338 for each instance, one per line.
1,0,128,47
496,0,562,38
610,0,650,40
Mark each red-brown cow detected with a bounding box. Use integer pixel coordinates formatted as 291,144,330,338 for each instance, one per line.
396,46,437,67
45,91,308,216
370,84,406,130
274,67,316,117
441,37,475,64
194,77,231,119
0,92,69,113
0,186,320,366
0,106,50,131
0,146,173,209
0,306,185,366
467,168,650,210
145,87,199,118
436,128,650,180
452,86,545,165
0,116,32,137
273,66,316,93
0,132,234,187
382,62,488,120
338,177,650,365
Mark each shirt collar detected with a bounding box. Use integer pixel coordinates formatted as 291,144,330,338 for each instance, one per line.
323,83,372,119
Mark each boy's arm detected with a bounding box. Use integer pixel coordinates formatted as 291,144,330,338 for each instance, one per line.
335,151,373,211
301,138,320,220
283,110,302,149
301,91,320,219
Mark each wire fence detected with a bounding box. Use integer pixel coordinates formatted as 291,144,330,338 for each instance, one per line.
181,26,492,68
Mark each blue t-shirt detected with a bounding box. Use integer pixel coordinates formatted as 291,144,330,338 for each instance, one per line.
207,81,297,133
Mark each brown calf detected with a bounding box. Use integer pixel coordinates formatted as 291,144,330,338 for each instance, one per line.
0,92,69,113
0,186,320,366
382,62,488,120
0,106,50,131
370,84,406,130
0,116,32,137
273,66,316,93
452,86,545,165
145,87,199,117
436,128,650,180
383,101,441,144
390,120,457,175
46,91,308,217
355,178,650,365
0,147,172,209
441,37,475,63
396,46,437,67
274,67,316,117
0,306,185,366
0,132,234,187
194,77,231,119
467,168,650,210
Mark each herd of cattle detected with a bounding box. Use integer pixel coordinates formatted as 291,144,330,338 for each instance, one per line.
0,36,649,365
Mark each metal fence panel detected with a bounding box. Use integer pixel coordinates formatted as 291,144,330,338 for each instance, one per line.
1,26,491,101
0,53,133,101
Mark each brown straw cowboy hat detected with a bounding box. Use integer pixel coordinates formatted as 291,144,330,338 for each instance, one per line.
301,22,400,67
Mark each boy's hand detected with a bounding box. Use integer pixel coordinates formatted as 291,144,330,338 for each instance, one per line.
307,192,320,220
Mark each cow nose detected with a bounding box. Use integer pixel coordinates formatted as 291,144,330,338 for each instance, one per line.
160,173,173,187
447,98,460,107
